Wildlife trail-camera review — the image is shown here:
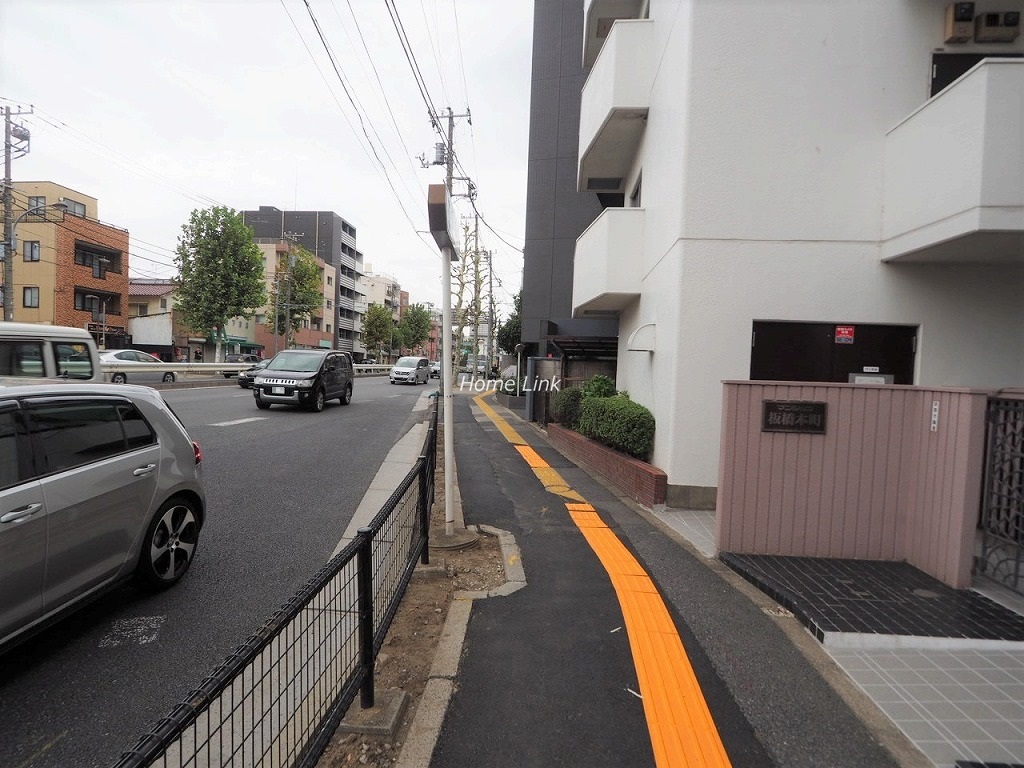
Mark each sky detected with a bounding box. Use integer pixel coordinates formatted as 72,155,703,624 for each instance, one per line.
1,0,534,319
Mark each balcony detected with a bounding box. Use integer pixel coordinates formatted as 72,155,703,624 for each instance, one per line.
881,59,1024,263
578,19,654,195
572,207,644,317
583,0,646,68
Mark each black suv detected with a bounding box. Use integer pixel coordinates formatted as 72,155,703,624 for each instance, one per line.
252,349,353,412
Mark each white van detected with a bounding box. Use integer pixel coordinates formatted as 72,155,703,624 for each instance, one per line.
0,322,103,381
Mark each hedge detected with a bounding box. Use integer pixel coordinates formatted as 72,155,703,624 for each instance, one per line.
550,387,583,429
577,395,655,461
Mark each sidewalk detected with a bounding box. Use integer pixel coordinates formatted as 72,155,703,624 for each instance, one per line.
413,390,942,768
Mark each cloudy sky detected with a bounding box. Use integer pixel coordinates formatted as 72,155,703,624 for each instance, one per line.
1,0,534,318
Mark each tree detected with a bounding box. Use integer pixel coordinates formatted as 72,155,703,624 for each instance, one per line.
175,206,266,362
399,304,433,354
497,290,522,354
265,245,323,347
363,303,395,360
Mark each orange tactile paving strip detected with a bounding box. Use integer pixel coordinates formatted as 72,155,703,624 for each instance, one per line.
474,395,732,768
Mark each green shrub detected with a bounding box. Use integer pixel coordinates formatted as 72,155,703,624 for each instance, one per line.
550,387,583,428
577,395,655,461
581,374,616,399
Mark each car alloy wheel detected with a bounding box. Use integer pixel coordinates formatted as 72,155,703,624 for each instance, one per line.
311,388,326,412
340,383,352,405
112,373,127,384
136,498,200,589
162,372,175,383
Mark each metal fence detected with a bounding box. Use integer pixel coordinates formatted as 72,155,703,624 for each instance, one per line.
112,400,439,768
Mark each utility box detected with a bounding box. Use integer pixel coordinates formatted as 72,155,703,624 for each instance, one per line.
975,11,1021,42
945,2,975,43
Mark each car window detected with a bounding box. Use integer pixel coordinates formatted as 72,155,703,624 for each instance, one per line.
117,402,157,450
54,342,97,380
28,400,142,475
0,407,21,490
0,340,45,377
396,357,420,367
267,352,324,372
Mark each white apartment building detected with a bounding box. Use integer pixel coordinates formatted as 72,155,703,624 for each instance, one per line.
570,0,1024,507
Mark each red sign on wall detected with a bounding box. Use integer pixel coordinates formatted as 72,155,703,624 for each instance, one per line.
835,325,855,344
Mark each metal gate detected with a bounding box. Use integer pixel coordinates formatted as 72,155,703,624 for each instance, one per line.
978,397,1024,595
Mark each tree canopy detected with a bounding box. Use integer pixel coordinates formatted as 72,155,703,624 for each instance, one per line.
497,290,522,354
399,304,433,354
174,206,266,359
363,303,395,358
265,245,323,345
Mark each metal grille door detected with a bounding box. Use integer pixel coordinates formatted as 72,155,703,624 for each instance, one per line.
978,397,1024,595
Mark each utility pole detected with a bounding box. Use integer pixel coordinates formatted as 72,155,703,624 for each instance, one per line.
2,105,33,322
486,250,494,373
471,213,481,375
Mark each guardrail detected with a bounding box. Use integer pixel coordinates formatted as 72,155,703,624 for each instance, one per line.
112,398,439,768
96,363,393,377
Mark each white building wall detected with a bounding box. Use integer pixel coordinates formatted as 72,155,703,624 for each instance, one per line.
608,0,1024,493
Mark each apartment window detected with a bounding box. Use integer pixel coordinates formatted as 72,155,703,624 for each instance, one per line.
327,324,332,333
159,298,167,309
22,241,40,262
64,198,87,217
74,247,117,279
327,275,333,285
26,196,45,218
23,287,39,308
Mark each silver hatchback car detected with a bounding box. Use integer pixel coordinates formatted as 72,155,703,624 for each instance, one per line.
0,382,205,654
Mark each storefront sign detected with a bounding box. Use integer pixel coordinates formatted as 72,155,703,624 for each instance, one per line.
762,400,827,434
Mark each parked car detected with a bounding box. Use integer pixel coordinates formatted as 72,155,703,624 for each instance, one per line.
221,353,261,378
99,349,176,384
430,360,442,378
237,359,269,389
0,382,205,654
252,349,353,411
390,356,430,385
0,322,102,381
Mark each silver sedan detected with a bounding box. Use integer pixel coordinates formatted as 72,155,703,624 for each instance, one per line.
100,349,176,384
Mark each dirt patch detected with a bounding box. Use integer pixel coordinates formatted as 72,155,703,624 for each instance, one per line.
316,435,507,768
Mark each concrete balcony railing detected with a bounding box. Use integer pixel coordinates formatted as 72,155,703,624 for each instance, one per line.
572,207,644,317
882,59,1024,263
578,19,654,196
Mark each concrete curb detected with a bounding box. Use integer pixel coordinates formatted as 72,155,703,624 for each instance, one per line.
393,525,526,767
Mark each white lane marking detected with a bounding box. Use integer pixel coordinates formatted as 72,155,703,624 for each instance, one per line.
210,417,267,426
99,616,165,648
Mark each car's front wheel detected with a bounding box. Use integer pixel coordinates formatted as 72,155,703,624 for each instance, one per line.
111,372,127,384
255,392,271,409
162,372,175,383
135,497,200,589
311,388,326,412
340,383,352,405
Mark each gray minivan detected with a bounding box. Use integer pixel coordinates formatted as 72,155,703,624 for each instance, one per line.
253,349,354,412
0,323,102,381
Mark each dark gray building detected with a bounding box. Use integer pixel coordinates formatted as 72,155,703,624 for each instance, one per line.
521,0,617,357
240,206,365,355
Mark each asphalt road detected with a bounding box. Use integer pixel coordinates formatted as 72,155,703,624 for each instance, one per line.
0,376,433,768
